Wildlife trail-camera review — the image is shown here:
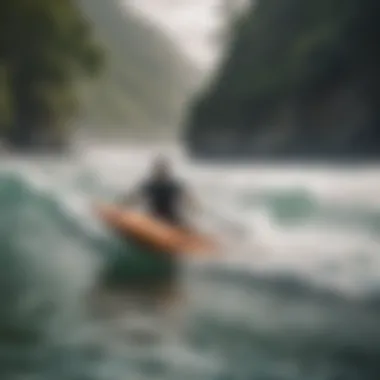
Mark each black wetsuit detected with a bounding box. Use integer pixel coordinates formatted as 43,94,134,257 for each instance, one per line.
140,178,185,227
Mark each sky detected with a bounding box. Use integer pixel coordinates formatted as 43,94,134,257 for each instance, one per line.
125,0,232,70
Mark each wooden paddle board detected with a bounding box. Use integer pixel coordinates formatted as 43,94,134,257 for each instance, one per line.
93,203,218,256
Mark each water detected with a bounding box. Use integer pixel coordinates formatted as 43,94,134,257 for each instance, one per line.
0,144,380,379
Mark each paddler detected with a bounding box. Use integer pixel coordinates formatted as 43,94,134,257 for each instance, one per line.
122,154,198,229
108,155,200,313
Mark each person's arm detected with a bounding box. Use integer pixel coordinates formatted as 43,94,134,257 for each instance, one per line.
182,187,202,214
182,186,247,237
118,183,144,206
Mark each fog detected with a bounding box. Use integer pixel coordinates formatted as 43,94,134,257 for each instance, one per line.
125,0,245,69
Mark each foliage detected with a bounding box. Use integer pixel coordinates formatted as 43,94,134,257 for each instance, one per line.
0,0,104,148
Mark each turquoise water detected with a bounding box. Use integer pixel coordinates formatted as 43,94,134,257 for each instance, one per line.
102,239,177,288
0,145,380,379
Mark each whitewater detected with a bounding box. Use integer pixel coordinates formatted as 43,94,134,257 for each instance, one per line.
0,143,379,380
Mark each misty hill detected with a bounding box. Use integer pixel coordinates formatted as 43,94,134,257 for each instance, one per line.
78,0,199,134
185,0,380,161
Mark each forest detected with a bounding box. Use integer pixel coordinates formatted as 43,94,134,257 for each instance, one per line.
0,0,103,150
0,0,196,151
185,0,380,161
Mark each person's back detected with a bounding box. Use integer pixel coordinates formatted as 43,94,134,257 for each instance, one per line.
141,176,184,226
124,156,193,229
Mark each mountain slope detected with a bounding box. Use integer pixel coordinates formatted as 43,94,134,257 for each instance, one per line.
185,0,380,161
78,0,199,134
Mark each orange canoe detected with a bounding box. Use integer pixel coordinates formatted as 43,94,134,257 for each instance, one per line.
93,203,218,256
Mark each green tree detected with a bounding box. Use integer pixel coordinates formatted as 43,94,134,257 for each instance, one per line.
0,0,104,149
0,65,12,136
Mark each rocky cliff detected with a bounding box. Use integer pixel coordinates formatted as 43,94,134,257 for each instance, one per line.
184,0,380,161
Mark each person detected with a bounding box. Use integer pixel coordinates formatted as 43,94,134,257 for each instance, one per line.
121,155,198,229
99,155,199,317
